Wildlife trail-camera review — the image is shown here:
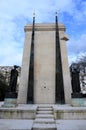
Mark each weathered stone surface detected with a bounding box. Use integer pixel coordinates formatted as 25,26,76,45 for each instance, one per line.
18,31,32,104
18,23,72,104
0,119,33,130
3,98,17,107
71,98,86,107
59,38,72,104
34,118,55,123
32,123,56,130
54,105,86,119
0,104,37,119
56,120,86,130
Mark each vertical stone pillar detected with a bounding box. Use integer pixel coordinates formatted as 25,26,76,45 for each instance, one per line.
18,30,32,104
60,33,72,104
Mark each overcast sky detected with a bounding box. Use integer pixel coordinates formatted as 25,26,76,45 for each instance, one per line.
0,0,86,66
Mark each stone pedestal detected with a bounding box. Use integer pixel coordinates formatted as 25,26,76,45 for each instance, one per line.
71,93,86,107
3,92,17,107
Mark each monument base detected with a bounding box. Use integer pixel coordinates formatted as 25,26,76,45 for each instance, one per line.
71,93,86,107
3,92,17,107
1,104,86,120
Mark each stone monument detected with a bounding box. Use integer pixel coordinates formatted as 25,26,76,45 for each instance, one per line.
18,14,72,104
4,65,18,107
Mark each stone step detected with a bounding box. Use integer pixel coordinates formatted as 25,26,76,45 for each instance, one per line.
36,114,54,118
37,106,53,108
37,108,53,111
37,111,53,114
34,118,55,123
32,123,56,130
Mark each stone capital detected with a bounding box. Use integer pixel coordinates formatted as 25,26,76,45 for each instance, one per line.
24,23,66,32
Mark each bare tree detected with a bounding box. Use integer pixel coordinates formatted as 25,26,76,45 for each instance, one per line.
76,54,86,73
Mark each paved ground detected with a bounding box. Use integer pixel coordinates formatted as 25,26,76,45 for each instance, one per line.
56,120,86,130
0,119,33,130
0,119,86,130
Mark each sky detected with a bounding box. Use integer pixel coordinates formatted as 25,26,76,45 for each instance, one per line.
0,0,86,66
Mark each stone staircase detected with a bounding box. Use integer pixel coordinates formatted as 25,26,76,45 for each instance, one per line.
32,105,57,130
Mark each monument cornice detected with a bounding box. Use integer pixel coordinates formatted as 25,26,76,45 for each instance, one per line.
24,23,66,32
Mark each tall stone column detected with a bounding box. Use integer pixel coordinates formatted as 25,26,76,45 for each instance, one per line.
18,30,32,104
60,33,72,104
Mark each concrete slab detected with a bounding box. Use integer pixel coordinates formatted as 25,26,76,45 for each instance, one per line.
37,105,53,108
36,114,54,118
34,118,55,123
0,125,9,130
56,120,86,130
0,103,37,110
0,119,33,130
37,110,53,114
32,123,56,130
37,108,53,111
53,104,86,110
